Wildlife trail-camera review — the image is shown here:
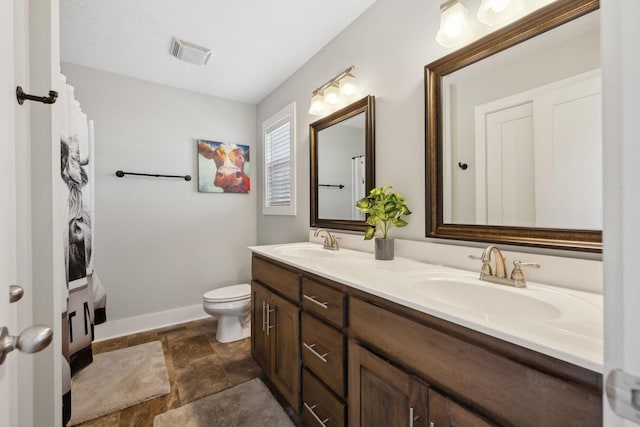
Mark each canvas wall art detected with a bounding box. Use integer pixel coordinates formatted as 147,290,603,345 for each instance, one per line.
198,139,251,193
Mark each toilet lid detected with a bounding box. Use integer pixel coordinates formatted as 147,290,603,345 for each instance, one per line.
203,284,251,302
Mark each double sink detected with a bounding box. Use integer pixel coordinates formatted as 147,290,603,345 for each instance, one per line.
254,242,603,372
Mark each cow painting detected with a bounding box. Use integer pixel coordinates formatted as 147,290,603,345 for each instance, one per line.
198,140,251,193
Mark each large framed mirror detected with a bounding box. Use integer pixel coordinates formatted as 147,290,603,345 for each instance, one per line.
426,0,601,252
311,95,375,231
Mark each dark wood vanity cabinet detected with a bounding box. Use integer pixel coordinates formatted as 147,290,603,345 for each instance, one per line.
300,275,348,427
251,254,603,427
251,257,301,412
349,340,429,427
348,293,602,427
428,389,496,427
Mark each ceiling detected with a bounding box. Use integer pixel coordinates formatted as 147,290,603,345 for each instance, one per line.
60,0,376,104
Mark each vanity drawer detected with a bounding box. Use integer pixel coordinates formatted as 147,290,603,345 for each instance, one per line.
252,255,299,302
301,277,345,327
302,368,345,427
301,312,345,397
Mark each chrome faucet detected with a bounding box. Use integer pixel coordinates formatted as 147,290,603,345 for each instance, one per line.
470,245,540,288
314,229,340,251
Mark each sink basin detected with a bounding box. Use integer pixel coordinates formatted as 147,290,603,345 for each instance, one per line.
410,277,562,320
272,244,338,258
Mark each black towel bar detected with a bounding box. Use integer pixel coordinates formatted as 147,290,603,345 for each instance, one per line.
115,170,192,181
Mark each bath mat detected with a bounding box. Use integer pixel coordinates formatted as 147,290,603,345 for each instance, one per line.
153,378,294,427
68,341,170,426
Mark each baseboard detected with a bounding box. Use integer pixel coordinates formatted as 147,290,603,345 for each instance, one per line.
94,304,209,342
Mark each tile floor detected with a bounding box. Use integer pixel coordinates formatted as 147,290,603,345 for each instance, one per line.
76,317,300,426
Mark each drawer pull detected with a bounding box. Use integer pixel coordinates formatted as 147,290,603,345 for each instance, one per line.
303,342,329,363
262,301,266,332
304,402,332,425
303,294,329,309
266,304,275,335
410,407,421,427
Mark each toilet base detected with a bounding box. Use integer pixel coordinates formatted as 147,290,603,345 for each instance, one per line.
215,312,251,343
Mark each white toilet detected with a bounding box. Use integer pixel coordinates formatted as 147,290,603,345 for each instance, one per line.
202,284,251,343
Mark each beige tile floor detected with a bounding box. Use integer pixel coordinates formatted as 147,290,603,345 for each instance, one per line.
76,317,299,426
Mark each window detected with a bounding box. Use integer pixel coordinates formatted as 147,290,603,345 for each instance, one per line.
263,102,296,215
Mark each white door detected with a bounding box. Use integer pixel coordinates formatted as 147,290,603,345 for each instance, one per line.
1,0,19,423
533,75,602,230
603,1,640,426
476,102,535,226
2,1,61,426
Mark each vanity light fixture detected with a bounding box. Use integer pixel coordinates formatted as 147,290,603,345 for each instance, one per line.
477,0,524,26
308,66,359,116
435,0,474,48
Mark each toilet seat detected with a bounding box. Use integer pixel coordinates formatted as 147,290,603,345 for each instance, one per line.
203,284,250,303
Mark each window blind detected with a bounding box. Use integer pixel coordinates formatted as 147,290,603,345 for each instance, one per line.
265,121,291,207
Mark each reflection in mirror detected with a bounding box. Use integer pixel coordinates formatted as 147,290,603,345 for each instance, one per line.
317,113,366,221
311,95,375,232
443,10,601,230
425,0,601,251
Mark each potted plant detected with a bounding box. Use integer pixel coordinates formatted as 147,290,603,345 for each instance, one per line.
356,186,411,260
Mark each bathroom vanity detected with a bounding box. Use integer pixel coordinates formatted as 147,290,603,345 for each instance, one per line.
249,243,603,427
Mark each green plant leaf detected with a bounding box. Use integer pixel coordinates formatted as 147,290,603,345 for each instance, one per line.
355,185,411,240
364,227,376,240
393,218,408,228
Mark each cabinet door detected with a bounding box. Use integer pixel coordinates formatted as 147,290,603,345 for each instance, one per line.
251,281,270,373
429,389,496,427
270,292,301,411
349,341,428,427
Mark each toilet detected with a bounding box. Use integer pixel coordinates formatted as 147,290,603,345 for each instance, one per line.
202,284,251,343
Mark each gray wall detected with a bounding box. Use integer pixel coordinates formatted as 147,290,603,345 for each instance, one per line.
62,63,257,321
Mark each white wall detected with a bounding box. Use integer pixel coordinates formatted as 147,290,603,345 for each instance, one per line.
61,63,257,322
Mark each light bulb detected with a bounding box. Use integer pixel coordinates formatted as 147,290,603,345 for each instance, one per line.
477,0,524,26
436,0,473,48
308,92,326,116
324,82,340,106
339,73,358,98
490,0,510,12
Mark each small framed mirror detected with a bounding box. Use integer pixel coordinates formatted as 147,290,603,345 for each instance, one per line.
311,95,375,231
425,0,601,252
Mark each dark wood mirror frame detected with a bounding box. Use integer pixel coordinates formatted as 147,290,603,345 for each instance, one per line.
311,95,375,232
425,0,601,252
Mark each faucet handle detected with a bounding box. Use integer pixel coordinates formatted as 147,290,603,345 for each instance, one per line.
332,237,341,250
510,260,541,288
469,254,492,276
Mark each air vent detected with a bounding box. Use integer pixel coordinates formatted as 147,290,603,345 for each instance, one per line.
170,38,212,66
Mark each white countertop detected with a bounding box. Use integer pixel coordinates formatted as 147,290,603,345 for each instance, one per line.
249,242,603,373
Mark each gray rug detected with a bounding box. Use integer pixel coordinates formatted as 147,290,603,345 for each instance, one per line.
153,378,294,427
68,341,170,426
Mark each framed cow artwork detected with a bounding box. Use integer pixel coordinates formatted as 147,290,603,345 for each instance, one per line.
197,139,251,193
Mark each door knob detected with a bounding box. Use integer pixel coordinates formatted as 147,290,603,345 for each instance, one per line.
0,325,53,365
9,285,24,303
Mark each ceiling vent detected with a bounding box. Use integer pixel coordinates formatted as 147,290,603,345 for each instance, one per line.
170,38,212,66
